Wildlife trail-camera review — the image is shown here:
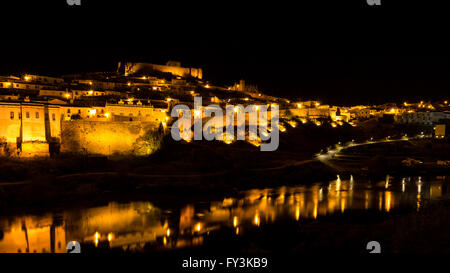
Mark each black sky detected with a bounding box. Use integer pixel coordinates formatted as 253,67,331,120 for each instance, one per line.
1,0,448,105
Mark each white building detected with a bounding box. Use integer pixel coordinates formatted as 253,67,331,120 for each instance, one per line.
395,111,450,125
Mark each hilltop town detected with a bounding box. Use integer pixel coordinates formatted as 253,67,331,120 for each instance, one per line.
0,61,449,158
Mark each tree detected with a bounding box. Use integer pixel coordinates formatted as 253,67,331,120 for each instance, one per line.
132,127,164,156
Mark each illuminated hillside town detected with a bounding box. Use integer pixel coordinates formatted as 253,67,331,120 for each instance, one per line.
0,60,449,256
1,61,449,157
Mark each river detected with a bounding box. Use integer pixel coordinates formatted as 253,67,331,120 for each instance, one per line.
0,175,448,253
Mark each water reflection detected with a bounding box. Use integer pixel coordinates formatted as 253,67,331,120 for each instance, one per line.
0,176,449,253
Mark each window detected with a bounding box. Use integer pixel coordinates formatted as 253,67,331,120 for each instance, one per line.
67,109,71,114
35,112,39,119
26,112,30,119
78,109,81,114
52,113,56,121
10,112,14,119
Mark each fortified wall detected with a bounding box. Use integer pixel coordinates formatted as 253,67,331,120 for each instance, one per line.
120,62,203,79
60,120,161,156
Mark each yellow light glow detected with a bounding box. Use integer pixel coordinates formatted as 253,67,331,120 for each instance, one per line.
166,98,172,102
287,121,297,128
194,109,201,117
152,86,158,90
233,106,239,113
297,103,302,108
205,84,210,88
107,233,113,242
88,90,93,95
127,82,131,86
445,100,448,104
390,108,395,113
24,75,31,81
254,213,260,226
195,223,201,232
313,203,318,219
166,228,171,237
142,76,147,80
315,121,321,126
105,113,110,118
89,109,97,116
94,232,100,247
315,102,320,107
295,205,300,221
255,105,259,111
5,82,11,87
244,98,249,101
233,216,238,227
65,93,70,98
385,191,391,212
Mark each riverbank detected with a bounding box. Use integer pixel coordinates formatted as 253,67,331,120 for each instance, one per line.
1,126,449,212
0,158,337,213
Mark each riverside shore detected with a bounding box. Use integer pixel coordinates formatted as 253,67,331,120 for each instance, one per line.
1,125,449,212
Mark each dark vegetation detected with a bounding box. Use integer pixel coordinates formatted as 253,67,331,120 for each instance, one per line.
0,119,449,211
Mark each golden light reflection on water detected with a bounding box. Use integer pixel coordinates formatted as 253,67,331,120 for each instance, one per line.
0,176,448,253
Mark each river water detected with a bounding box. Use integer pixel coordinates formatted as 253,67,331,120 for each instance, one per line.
0,175,449,253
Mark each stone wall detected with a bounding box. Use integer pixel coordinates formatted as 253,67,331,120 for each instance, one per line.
61,120,160,156
123,62,203,79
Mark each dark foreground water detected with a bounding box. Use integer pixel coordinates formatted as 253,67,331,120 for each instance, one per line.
0,175,449,253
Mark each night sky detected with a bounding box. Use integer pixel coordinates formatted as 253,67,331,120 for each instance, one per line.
1,0,448,105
